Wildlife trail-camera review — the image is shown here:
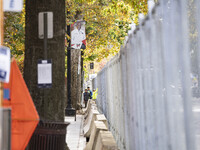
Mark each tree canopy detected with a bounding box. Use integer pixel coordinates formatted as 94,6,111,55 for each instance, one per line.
4,0,148,63
4,7,25,71
67,0,148,61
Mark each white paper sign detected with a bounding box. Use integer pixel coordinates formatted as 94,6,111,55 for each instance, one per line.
37,60,52,88
0,46,10,83
3,0,23,12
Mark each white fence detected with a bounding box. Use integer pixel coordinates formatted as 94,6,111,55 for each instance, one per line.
95,1,200,150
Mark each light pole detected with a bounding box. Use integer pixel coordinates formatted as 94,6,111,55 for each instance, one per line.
65,20,76,116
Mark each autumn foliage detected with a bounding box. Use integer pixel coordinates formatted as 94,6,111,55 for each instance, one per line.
4,0,148,64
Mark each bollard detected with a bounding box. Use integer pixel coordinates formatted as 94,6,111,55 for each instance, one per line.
0,108,11,150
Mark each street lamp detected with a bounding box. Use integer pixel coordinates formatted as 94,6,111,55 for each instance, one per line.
65,21,76,116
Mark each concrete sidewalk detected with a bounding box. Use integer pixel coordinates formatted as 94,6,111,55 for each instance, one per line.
65,115,86,150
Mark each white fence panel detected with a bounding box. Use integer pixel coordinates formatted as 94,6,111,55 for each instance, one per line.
95,1,197,150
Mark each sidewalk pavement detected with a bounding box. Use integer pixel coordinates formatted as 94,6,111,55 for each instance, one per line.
65,114,86,150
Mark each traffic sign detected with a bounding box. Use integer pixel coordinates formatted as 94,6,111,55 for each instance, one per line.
0,46,10,83
3,59,39,150
3,0,23,12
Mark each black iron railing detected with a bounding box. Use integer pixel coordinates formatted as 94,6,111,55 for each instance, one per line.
26,121,69,150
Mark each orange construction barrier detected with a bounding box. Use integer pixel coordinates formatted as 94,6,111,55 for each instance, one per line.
3,58,39,150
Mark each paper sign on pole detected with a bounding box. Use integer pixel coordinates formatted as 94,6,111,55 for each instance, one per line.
37,60,52,88
3,0,23,12
0,46,10,83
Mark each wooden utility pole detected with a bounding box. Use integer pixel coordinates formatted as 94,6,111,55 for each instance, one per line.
0,0,4,106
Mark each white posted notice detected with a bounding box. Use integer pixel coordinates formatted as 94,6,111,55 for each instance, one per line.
3,0,23,12
37,60,52,87
0,46,10,83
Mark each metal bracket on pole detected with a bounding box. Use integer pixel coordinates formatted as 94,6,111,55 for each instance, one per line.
44,13,48,59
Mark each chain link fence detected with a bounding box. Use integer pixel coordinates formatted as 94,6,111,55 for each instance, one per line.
95,1,200,150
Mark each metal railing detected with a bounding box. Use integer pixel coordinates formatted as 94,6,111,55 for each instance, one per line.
26,121,69,150
95,1,199,150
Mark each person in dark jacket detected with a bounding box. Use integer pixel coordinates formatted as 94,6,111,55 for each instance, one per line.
87,87,93,99
84,89,90,108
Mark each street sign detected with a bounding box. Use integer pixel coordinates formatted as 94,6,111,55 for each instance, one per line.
3,0,23,12
37,60,52,88
38,12,53,39
0,46,10,83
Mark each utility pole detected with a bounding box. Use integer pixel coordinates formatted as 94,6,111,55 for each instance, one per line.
0,0,4,106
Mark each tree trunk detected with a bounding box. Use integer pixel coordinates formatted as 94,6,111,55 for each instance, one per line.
71,49,82,109
24,0,66,122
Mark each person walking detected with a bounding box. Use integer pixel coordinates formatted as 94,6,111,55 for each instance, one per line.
87,87,93,99
83,89,90,108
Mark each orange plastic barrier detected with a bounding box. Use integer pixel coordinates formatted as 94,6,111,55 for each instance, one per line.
3,58,39,150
